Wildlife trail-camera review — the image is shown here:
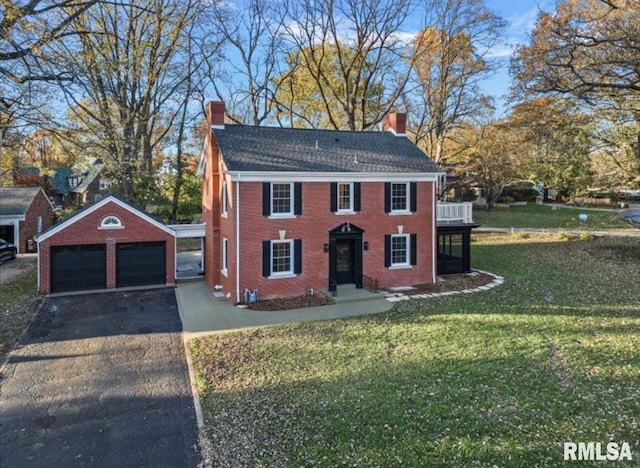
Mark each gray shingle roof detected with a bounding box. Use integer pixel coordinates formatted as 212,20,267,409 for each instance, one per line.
213,125,442,173
0,187,42,216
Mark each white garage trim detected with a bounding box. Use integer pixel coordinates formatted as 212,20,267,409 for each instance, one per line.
37,194,175,244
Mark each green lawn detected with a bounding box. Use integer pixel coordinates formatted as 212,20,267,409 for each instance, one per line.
0,270,42,363
190,234,640,466
473,203,631,230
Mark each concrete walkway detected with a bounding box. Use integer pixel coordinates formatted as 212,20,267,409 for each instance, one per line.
175,281,393,338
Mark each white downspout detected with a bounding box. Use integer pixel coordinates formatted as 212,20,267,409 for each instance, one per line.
36,238,41,292
432,181,437,282
235,175,241,303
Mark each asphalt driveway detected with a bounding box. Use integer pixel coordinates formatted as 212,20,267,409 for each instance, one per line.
0,288,200,468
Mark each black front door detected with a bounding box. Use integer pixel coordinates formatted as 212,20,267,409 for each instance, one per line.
335,239,354,284
328,222,364,290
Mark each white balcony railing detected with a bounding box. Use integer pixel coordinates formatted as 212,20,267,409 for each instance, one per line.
437,202,474,224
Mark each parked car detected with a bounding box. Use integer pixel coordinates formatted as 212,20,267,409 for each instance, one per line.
0,239,17,262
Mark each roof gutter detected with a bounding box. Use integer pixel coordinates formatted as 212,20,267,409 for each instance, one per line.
226,171,444,183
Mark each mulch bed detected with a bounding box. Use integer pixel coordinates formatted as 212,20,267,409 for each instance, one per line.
399,271,496,295
244,272,497,311
245,293,335,311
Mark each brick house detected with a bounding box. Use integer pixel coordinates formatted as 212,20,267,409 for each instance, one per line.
199,102,450,303
51,159,110,208
37,194,175,294
0,187,54,253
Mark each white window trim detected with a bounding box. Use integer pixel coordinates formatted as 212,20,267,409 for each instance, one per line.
390,233,411,268
99,178,109,190
337,182,354,213
221,180,228,218
390,182,410,214
221,237,228,277
270,182,294,217
269,239,295,278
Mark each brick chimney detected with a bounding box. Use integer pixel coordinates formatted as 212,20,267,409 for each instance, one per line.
207,101,225,129
383,112,406,136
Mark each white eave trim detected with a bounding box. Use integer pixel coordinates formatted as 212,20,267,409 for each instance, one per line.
227,171,444,183
0,215,25,222
37,195,175,243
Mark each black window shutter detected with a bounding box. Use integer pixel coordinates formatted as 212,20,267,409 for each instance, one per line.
294,239,302,274
410,233,417,265
294,183,302,215
262,241,271,277
384,183,391,213
354,183,361,212
330,182,337,212
410,182,417,212
262,183,271,216
384,235,391,267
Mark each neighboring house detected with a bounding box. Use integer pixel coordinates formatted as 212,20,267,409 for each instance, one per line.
51,159,110,207
0,187,54,253
199,102,476,303
37,194,176,294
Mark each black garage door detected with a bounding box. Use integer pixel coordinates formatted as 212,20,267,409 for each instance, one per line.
51,244,106,293
116,241,166,288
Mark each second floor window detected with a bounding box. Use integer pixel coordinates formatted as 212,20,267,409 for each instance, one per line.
391,183,408,212
338,183,353,211
263,182,302,217
385,182,417,213
330,182,361,213
272,183,292,215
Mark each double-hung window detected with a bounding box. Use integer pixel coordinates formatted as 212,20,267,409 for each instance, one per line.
271,240,292,275
271,183,292,215
221,238,229,276
391,183,408,212
385,233,417,268
338,183,353,212
391,234,409,266
330,182,361,213
221,180,228,217
263,183,302,217
262,239,302,277
385,182,417,213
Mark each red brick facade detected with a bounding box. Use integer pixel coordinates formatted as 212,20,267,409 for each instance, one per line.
38,198,175,294
201,106,439,302
20,189,54,253
211,180,436,302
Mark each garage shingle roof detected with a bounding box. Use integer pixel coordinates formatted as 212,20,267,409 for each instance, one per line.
213,125,441,173
0,187,42,216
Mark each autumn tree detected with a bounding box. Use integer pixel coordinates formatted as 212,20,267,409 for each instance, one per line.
451,121,523,209
274,44,386,129
408,0,505,164
0,1,106,159
512,0,640,184
275,0,416,131
507,97,594,200
61,0,208,204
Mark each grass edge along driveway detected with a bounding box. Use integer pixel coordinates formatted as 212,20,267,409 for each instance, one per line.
196,234,639,466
